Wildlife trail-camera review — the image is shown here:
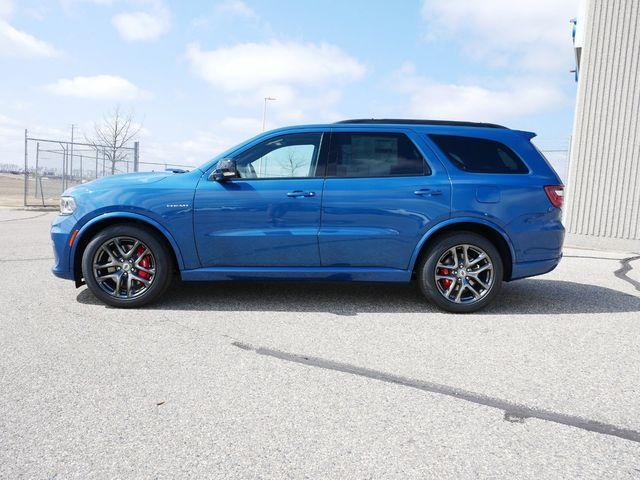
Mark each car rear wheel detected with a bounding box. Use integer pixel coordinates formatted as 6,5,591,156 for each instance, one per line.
418,231,503,313
81,224,173,308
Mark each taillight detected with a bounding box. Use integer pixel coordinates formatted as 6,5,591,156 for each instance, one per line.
544,185,564,209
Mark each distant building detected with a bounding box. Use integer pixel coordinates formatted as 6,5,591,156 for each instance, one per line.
565,0,640,251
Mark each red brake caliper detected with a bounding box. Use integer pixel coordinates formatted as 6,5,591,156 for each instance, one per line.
437,267,452,289
135,246,151,280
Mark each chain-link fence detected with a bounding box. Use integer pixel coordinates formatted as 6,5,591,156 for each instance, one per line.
17,130,193,207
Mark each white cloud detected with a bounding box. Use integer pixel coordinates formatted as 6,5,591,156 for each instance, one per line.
44,75,150,100
0,113,21,143
219,116,262,132
215,0,257,19
0,115,75,168
0,114,25,168
186,40,364,125
61,0,115,6
144,129,237,167
145,114,281,167
421,0,579,70
0,0,58,58
192,0,268,32
186,40,365,92
0,0,13,18
112,2,170,42
0,113,19,124
24,6,48,21
395,63,566,122
175,131,230,158
0,20,59,57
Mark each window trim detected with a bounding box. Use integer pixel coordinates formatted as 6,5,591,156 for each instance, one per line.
325,131,431,179
428,134,530,175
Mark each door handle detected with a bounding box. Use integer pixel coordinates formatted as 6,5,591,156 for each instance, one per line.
287,190,316,198
414,188,443,196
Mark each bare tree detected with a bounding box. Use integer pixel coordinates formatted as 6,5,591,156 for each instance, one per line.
88,107,141,174
278,150,307,177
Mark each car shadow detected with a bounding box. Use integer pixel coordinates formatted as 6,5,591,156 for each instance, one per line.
76,278,640,316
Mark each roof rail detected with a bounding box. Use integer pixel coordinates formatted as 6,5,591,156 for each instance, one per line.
334,119,508,129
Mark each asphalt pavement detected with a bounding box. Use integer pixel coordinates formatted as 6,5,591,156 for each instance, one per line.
1,209,639,479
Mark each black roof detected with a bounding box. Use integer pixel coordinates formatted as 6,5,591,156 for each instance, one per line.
335,119,508,129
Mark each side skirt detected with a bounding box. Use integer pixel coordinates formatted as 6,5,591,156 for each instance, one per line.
180,266,412,283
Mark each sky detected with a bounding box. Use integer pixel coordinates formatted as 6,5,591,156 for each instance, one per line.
0,0,580,175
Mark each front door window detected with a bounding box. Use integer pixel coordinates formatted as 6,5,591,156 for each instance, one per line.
233,133,323,179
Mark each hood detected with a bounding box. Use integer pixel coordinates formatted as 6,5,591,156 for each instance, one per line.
92,171,174,186
63,171,174,196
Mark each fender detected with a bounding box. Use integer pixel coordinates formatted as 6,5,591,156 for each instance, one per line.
408,216,516,271
69,211,186,272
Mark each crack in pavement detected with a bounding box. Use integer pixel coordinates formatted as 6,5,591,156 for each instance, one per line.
0,212,50,222
231,340,640,444
0,257,53,262
563,254,622,261
614,255,640,292
565,253,640,293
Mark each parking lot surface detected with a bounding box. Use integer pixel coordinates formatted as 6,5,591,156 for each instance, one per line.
1,209,639,479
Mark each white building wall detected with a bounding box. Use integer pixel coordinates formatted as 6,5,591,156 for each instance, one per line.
565,0,640,250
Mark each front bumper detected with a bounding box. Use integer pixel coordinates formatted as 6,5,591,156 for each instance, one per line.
51,214,78,280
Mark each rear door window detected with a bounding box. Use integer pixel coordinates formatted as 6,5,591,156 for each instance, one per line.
327,132,428,177
429,134,529,174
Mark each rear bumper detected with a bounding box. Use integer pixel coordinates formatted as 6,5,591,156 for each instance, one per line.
510,255,562,281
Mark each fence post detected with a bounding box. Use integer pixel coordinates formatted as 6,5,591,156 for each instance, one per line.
39,176,45,207
23,129,28,207
95,149,99,179
62,146,66,192
133,141,139,172
70,125,74,183
34,142,40,198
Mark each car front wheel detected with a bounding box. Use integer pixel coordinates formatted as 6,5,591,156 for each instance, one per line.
81,224,173,308
418,232,503,313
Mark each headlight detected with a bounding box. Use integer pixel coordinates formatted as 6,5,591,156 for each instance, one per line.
60,196,77,215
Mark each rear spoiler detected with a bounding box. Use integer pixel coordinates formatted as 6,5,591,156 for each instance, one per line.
515,130,537,140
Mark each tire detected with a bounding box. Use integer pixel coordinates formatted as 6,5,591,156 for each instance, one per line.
81,224,173,308
418,231,503,313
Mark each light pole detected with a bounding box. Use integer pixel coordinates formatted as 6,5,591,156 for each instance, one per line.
262,97,276,131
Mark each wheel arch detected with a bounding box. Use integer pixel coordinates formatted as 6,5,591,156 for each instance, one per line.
410,218,515,281
70,212,184,284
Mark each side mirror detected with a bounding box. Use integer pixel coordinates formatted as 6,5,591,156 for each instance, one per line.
211,158,238,182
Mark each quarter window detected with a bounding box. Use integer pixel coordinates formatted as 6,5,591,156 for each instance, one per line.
429,134,529,174
327,132,427,177
233,133,322,179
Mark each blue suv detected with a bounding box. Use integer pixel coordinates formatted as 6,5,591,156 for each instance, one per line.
51,119,565,312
